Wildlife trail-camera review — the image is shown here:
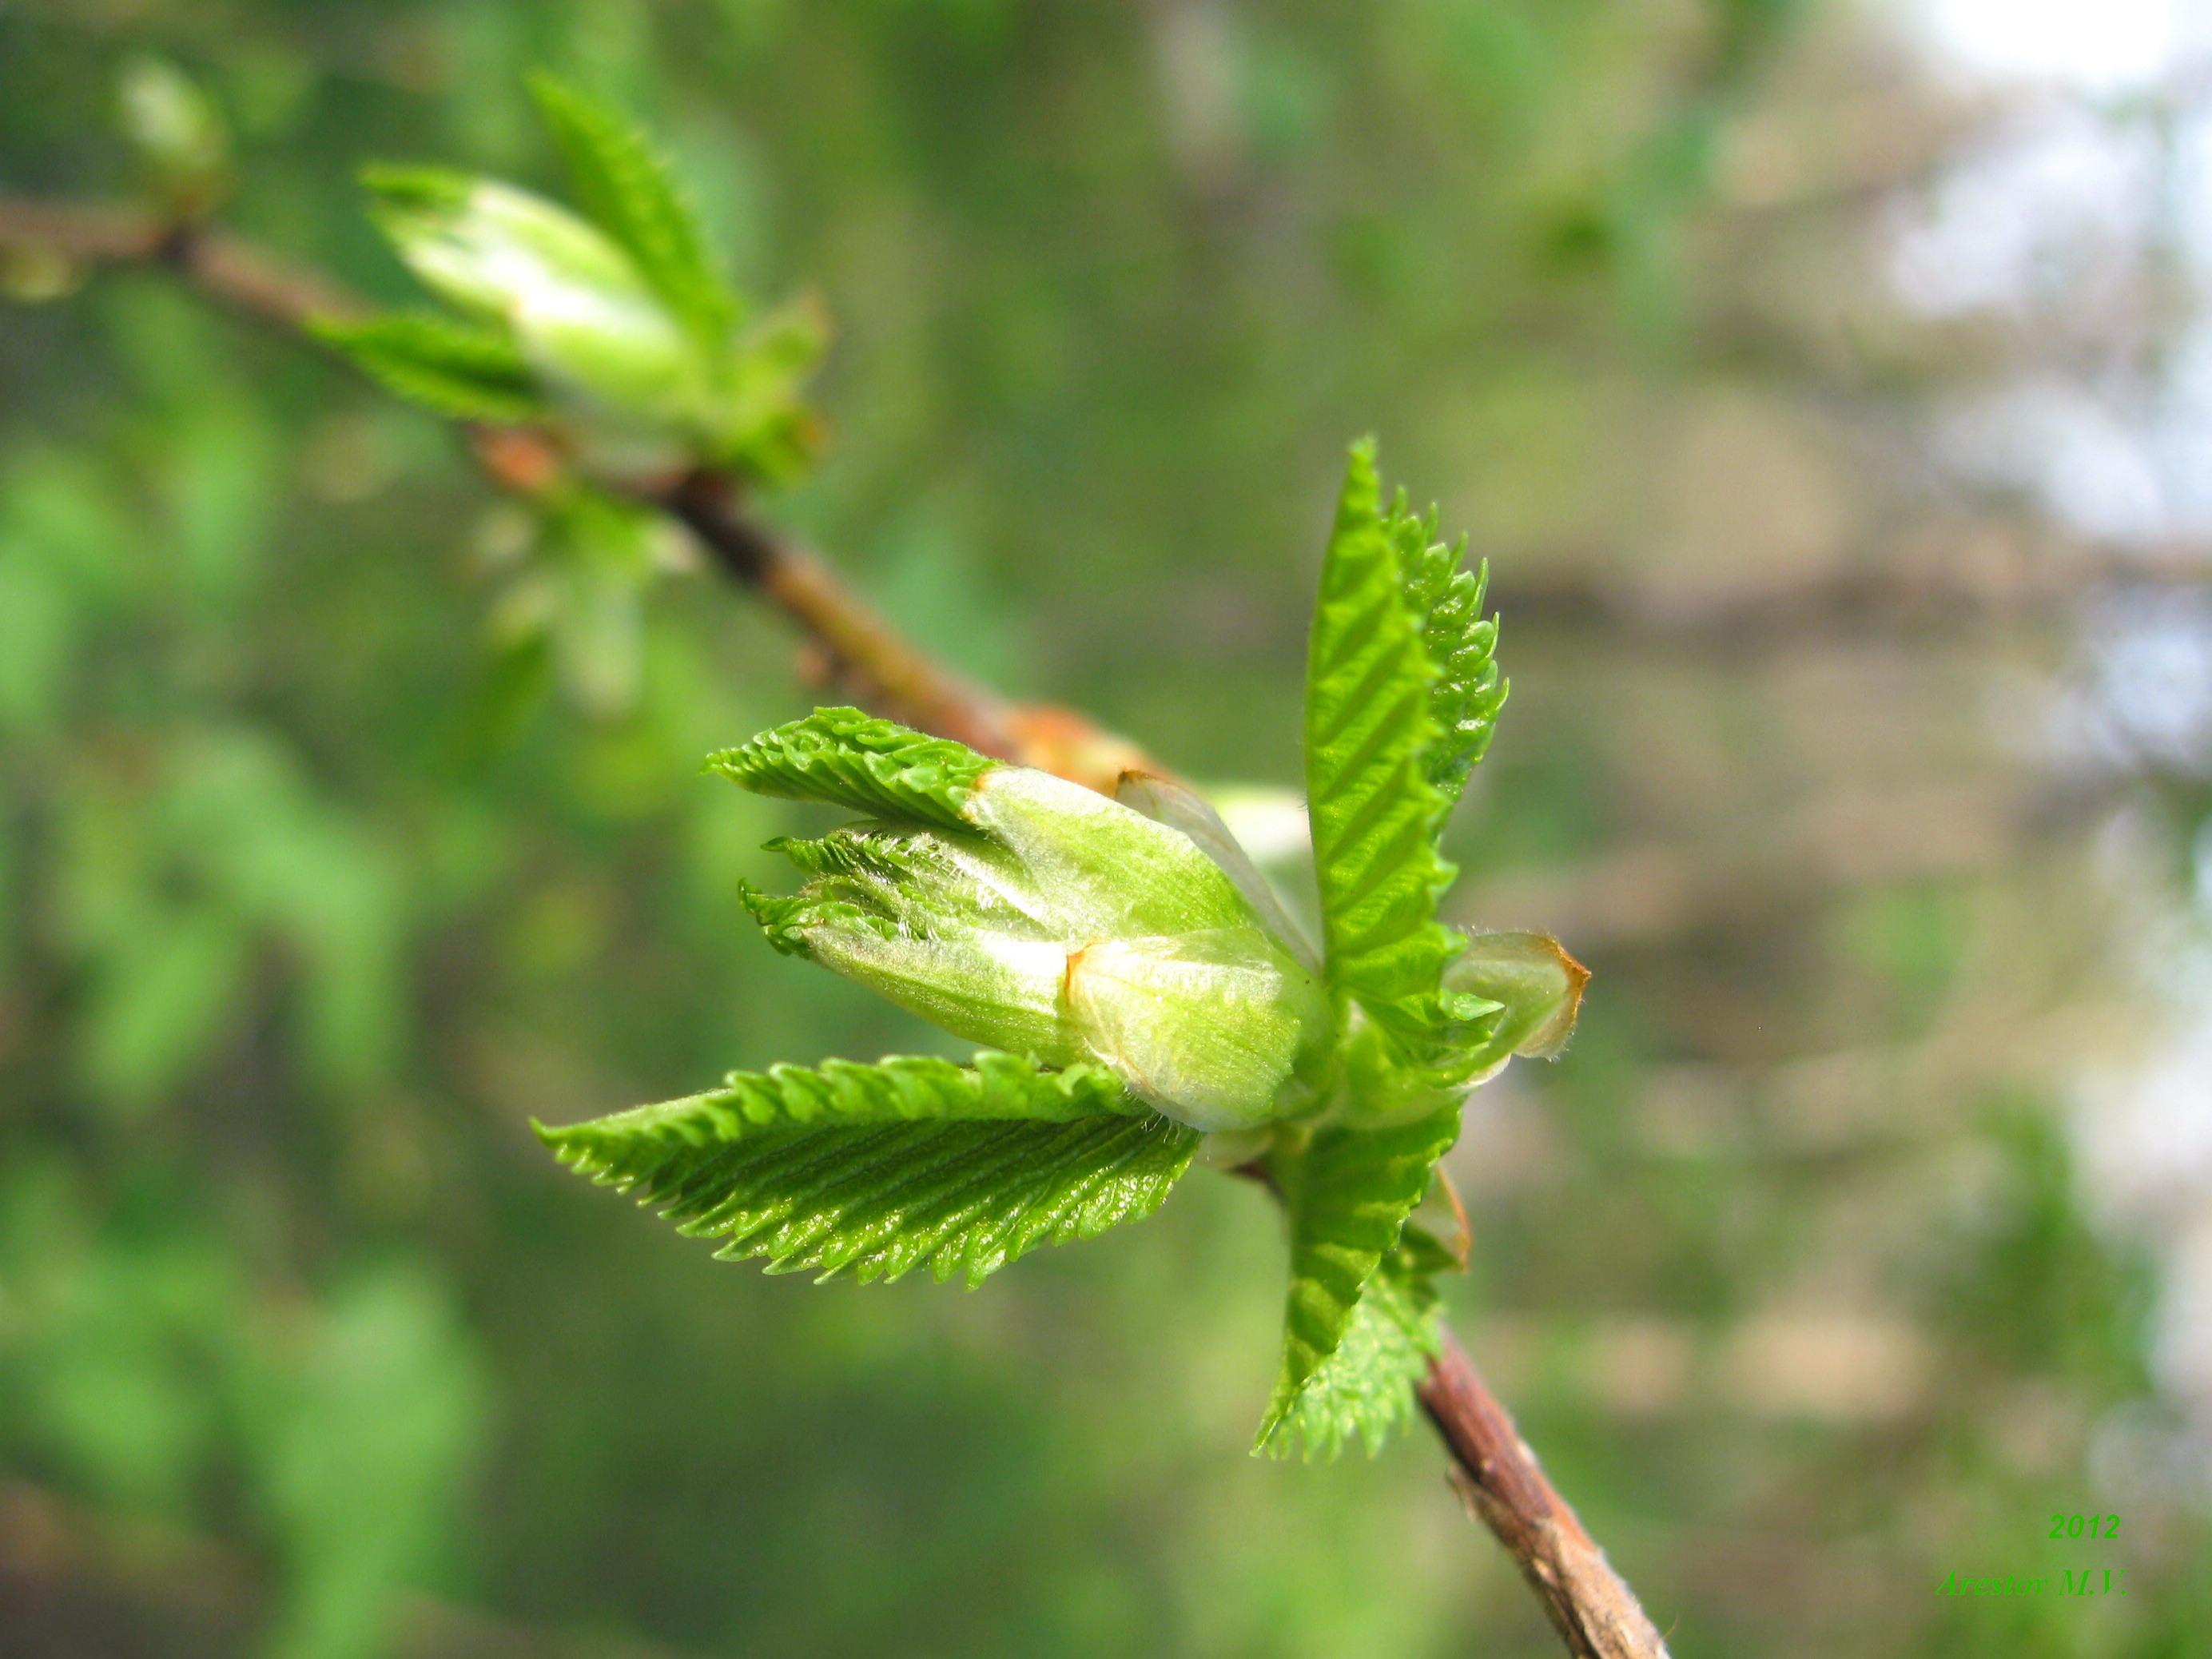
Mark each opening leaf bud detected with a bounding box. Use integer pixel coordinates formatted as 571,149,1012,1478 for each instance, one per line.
367,172,695,446
726,719,1335,1132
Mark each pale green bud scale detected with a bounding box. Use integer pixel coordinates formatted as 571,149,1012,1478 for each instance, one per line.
1065,931,1330,1131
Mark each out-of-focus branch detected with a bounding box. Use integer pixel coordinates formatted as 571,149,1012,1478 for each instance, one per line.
1493,551,2212,654
0,195,364,327
0,195,1036,768
0,191,1669,1657
651,467,1018,759
0,1480,695,1659
1420,1332,1672,1659
1458,774,2115,953
16,201,2199,684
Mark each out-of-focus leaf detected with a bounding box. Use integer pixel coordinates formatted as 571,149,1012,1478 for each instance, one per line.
528,74,739,349
541,487,659,718
0,1160,245,1511
164,400,280,602
313,313,552,425
251,1267,486,1659
0,557,70,730
77,907,253,1112
362,168,694,455
117,55,232,217
706,293,827,477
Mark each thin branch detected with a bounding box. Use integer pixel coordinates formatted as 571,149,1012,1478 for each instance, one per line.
1,189,1671,1656
1421,1333,1673,1659
14,201,2198,679
0,196,1029,766
650,467,1017,758
0,196,364,328
0,1479,698,1659
1493,552,2212,654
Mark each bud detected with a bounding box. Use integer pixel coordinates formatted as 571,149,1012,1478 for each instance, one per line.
1065,931,1324,1127
742,764,1335,1132
118,57,231,221
1332,929,1587,1125
1444,930,1588,1083
366,170,695,451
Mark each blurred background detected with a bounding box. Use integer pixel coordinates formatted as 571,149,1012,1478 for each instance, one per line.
4,1,2211,1654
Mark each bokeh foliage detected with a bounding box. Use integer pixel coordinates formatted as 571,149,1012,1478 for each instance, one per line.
4,2,2209,1656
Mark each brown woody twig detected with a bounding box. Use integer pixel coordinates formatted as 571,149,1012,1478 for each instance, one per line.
0,190,1669,1659
1422,1332,1671,1658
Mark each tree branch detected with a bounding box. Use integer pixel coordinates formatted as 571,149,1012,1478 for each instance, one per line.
650,467,1018,759
0,196,1034,767
0,1479,698,1659
0,196,364,328
1491,551,2212,654
0,189,1669,1657
1421,1332,1672,1658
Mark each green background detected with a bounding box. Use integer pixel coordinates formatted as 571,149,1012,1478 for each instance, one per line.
4,2,2209,1655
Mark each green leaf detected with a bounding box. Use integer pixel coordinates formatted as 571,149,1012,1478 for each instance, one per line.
1303,441,1467,1057
1390,502,1507,810
736,877,891,957
706,707,998,831
312,313,548,424
1261,1228,1447,1459
538,1053,1196,1287
702,296,829,479
527,74,737,350
358,164,475,214
1256,1105,1462,1452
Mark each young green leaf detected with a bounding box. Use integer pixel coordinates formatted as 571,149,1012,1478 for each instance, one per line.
706,706,999,830
356,163,475,215
527,74,737,351
706,296,830,478
1303,441,1469,1058
312,313,549,424
537,1052,1196,1286
1260,1227,1448,1458
1390,502,1506,810
1255,1104,1462,1452
361,168,696,442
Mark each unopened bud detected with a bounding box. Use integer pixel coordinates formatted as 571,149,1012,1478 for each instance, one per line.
1444,930,1587,1082
118,58,231,221
738,750,1333,1132
368,172,694,442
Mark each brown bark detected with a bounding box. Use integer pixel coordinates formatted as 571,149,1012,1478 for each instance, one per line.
1420,1332,1673,1658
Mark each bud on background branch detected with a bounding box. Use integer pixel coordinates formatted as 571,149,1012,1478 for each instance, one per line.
117,56,232,223
367,169,702,463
